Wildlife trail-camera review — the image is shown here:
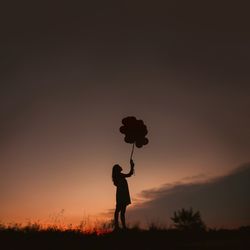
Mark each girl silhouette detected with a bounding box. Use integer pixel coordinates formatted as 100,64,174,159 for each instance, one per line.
112,159,135,230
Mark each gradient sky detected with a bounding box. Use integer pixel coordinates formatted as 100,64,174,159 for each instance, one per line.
1,1,250,228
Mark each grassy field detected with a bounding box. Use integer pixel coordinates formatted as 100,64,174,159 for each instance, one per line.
0,224,249,250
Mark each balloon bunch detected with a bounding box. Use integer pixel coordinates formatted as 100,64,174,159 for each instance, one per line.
119,116,149,160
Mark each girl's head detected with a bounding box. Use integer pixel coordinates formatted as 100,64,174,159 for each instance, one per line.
112,164,122,186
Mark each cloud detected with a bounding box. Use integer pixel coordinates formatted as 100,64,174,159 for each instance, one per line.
127,163,250,228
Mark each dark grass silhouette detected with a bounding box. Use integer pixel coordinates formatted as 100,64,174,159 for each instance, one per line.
1,223,250,250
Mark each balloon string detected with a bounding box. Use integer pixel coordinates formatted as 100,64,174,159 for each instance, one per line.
130,143,135,160
130,143,135,175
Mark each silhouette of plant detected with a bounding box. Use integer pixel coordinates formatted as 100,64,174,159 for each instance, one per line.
171,207,206,231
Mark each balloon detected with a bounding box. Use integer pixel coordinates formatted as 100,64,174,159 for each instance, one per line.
135,141,143,148
120,116,149,148
143,137,149,145
125,135,135,144
119,126,127,134
122,116,137,126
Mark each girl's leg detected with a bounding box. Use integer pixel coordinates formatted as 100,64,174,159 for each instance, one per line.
120,205,127,229
114,205,121,229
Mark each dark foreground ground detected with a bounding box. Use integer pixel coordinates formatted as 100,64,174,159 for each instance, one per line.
1,227,250,250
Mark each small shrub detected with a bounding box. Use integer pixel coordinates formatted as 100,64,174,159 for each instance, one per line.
171,207,206,231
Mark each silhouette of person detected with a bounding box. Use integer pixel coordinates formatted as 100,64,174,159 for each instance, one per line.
112,159,135,230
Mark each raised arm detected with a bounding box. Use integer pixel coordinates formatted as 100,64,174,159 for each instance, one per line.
121,159,135,178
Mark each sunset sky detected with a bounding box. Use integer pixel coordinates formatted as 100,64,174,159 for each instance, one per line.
1,1,250,228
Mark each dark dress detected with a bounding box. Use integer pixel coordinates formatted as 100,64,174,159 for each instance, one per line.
116,173,132,207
